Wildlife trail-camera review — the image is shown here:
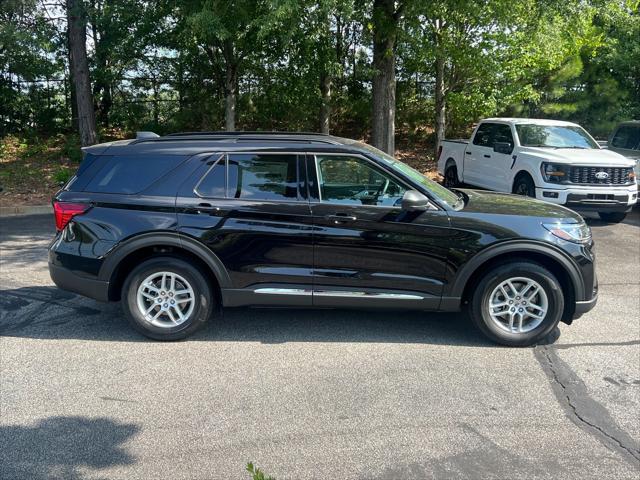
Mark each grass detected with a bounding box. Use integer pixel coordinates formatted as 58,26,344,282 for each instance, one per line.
0,131,440,207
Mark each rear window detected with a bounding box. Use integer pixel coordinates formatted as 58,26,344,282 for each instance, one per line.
85,154,184,194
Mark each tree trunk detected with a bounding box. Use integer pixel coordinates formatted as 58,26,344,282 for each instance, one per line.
319,72,331,134
434,49,446,158
371,0,400,155
66,23,79,132
66,0,96,146
223,40,237,131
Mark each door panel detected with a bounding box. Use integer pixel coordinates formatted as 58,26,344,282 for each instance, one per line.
309,154,451,309
177,153,314,299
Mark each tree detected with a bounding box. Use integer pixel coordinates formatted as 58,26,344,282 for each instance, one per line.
66,0,97,146
370,0,403,154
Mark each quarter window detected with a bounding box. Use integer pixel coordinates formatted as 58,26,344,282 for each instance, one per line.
195,156,225,198
316,155,406,207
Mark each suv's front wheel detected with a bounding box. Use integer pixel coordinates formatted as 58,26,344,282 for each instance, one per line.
122,257,214,340
468,261,564,346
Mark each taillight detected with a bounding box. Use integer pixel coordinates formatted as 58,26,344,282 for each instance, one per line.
53,201,90,231
437,145,443,160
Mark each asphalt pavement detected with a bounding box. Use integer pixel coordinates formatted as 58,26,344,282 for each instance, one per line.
1,210,639,479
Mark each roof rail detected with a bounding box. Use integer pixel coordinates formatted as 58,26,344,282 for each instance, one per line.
165,131,331,137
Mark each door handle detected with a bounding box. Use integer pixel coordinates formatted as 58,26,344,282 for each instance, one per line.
195,202,221,215
484,154,491,158
326,213,357,224
465,151,472,155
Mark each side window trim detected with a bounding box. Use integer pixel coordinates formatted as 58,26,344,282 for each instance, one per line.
311,153,411,207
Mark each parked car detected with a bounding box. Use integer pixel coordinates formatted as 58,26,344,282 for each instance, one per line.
607,120,640,190
49,132,598,346
437,118,638,223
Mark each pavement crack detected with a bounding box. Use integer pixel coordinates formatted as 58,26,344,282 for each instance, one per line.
534,345,640,466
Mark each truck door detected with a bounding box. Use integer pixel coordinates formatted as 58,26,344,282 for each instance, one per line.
464,122,514,191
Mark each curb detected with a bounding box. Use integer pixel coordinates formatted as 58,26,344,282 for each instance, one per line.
0,205,52,217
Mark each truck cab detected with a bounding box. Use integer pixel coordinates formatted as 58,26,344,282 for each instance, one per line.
438,118,638,223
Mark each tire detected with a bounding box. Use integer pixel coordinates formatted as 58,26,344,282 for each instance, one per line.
444,164,459,188
121,256,215,340
598,211,627,223
468,261,564,347
513,175,535,198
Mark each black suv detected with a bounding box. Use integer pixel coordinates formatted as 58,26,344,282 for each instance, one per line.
49,132,598,346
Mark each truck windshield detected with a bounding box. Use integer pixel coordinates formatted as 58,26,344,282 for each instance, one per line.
353,142,463,209
515,124,599,149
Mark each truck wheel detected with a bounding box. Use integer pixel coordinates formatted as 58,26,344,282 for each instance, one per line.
122,256,215,340
444,164,459,188
468,261,563,347
513,175,535,198
598,212,627,223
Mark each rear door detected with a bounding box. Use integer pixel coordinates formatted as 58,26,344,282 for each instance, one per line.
308,153,450,309
176,151,314,305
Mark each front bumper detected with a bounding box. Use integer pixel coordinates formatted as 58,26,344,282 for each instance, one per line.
536,184,637,212
49,262,110,302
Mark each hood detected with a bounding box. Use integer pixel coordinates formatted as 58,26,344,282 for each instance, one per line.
458,189,582,221
522,147,635,167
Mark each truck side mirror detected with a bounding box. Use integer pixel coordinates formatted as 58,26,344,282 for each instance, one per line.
494,142,513,154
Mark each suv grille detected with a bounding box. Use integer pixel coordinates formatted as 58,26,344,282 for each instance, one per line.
568,166,633,185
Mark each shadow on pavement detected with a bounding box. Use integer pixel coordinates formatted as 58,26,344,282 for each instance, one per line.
0,416,139,480
0,285,506,347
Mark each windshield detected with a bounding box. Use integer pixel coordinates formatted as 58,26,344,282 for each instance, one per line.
354,142,463,209
515,124,599,149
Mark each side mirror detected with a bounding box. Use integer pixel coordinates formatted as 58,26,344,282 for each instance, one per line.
401,190,432,211
494,142,513,154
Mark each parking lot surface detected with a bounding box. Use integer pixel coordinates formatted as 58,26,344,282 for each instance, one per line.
1,211,639,479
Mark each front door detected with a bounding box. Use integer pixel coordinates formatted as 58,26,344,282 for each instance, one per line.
308,153,451,309
465,122,514,191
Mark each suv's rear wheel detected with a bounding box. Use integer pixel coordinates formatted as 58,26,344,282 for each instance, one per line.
598,211,627,223
468,262,563,346
122,257,214,340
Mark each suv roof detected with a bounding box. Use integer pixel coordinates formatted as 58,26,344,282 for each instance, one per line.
82,131,359,157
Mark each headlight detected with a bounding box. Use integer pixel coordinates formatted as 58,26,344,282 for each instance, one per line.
541,163,567,183
543,222,591,243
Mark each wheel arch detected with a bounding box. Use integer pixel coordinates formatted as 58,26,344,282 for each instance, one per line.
99,232,231,302
450,242,584,324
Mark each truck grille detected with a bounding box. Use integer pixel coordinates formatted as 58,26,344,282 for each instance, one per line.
568,166,633,185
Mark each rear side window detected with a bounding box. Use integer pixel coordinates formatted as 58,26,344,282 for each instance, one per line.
85,154,183,194
228,154,298,201
196,153,300,201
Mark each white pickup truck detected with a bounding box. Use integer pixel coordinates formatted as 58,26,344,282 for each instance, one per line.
437,118,638,222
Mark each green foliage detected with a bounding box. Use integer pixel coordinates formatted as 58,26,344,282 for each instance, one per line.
246,462,276,480
0,0,637,142
53,166,72,185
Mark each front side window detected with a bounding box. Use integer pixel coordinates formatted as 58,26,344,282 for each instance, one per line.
515,124,599,149
316,155,406,207
227,153,299,201
611,126,640,150
493,124,514,145
473,123,496,147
